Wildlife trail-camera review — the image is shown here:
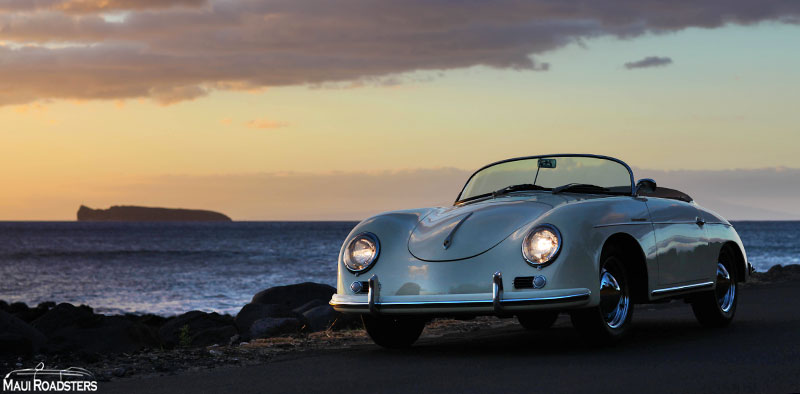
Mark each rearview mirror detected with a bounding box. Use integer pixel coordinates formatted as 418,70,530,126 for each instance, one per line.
635,178,657,195
538,158,557,169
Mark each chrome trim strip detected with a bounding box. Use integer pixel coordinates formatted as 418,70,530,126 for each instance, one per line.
650,221,706,225
593,222,653,228
651,281,714,296
595,220,723,229
443,211,473,249
330,291,592,309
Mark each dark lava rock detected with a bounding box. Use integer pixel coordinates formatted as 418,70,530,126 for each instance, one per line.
752,264,800,282
251,282,335,310
248,317,302,339
191,326,238,347
158,311,236,348
0,310,47,355
12,302,56,323
126,313,167,328
8,302,29,314
302,305,339,332
32,303,98,337
235,303,300,340
39,314,160,355
293,299,327,315
30,303,159,354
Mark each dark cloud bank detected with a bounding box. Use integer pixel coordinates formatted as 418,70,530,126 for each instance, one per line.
1,0,799,105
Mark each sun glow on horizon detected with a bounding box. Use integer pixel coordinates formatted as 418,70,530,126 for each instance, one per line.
1,10,799,220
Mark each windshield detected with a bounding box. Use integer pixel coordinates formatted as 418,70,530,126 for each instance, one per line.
457,155,634,203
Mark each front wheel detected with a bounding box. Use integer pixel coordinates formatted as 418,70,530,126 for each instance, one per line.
361,315,426,348
570,254,634,342
690,248,738,328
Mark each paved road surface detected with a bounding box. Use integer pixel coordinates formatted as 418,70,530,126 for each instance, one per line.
105,282,800,394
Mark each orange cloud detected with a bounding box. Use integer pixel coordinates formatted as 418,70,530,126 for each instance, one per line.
0,0,206,13
149,85,209,106
245,119,288,130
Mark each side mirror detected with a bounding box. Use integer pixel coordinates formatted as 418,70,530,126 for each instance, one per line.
635,178,657,195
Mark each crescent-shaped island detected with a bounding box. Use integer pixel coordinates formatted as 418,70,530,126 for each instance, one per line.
77,205,232,222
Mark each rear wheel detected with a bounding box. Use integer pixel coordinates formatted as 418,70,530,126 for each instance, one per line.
690,247,738,327
570,254,634,342
517,311,559,330
361,315,426,348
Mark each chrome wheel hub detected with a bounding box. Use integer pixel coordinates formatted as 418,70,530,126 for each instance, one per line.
599,268,630,329
716,262,735,313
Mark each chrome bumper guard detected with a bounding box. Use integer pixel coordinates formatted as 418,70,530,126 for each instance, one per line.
492,271,504,314
332,272,591,315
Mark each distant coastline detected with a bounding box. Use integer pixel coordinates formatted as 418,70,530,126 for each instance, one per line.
77,205,232,222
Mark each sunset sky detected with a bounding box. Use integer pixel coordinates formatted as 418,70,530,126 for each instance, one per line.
1,1,799,220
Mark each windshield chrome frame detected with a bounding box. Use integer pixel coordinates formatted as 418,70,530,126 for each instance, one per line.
454,154,636,204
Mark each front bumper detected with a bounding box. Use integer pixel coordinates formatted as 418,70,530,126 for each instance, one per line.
330,272,591,315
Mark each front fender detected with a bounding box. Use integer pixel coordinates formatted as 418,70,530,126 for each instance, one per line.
336,208,435,294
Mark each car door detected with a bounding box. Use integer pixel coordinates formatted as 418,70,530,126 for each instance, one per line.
645,197,712,285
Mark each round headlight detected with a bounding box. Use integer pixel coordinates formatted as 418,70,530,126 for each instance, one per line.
343,232,380,273
522,224,561,266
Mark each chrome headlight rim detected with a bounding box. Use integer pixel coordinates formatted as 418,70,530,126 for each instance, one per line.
522,224,562,267
343,232,381,274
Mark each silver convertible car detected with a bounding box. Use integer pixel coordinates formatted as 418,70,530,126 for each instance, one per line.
330,154,751,347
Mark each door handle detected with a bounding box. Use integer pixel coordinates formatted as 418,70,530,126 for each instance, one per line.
695,217,705,226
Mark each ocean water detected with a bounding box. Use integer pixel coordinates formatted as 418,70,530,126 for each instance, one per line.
0,221,796,316
0,222,356,316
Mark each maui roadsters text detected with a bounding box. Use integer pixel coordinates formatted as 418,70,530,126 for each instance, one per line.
330,154,750,347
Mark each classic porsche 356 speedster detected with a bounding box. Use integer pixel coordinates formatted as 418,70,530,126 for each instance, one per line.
330,154,751,347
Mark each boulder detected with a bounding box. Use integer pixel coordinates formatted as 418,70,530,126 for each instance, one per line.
31,303,98,337
158,311,236,348
190,325,238,347
0,310,47,355
8,302,29,314
251,282,335,310
129,313,168,328
248,317,302,339
753,264,800,282
235,303,300,340
302,305,339,332
13,302,56,323
292,299,327,315
41,315,160,355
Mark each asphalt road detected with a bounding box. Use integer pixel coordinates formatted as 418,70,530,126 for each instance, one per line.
105,282,800,394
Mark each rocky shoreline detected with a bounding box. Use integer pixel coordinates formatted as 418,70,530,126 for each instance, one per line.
2,265,799,381
0,282,365,379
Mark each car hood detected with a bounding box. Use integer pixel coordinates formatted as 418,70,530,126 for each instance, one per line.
408,194,579,262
